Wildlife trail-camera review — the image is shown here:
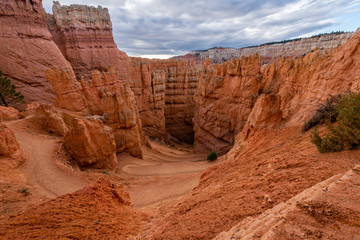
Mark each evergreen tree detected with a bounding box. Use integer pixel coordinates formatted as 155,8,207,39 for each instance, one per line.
0,70,25,107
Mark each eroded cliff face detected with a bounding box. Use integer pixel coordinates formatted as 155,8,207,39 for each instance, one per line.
0,0,72,104
194,55,262,153
46,1,130,80
154,59,201,143
128,58,166,139
128,58,201,143
183,32,355,63
45,67,144,158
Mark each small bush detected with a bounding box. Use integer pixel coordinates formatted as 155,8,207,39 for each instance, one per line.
303,94,341,132
310,92,360,153
207,150,218,161
0,70,25,107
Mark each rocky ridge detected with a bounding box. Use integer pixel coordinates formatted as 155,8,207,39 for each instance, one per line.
181,32,355,63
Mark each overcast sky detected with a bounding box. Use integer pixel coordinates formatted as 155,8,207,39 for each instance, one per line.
43,0,360,58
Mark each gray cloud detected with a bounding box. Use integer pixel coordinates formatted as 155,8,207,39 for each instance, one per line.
43,0,360,58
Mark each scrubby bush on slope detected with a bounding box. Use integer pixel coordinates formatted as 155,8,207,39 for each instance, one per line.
310,92,360,153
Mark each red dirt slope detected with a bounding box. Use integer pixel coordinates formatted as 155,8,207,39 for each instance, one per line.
0,178,144,239
147,126,360,239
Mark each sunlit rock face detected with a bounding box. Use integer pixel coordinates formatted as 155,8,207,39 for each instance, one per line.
0,0,73,104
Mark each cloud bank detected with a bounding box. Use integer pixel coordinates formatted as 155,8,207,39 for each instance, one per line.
43,0,360,58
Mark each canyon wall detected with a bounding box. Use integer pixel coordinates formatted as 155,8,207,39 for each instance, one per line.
128,58,166,139
194,55,262,153
149,31,360,240
128,58,201,143
152,59,201,143
180,32,355,63
193,31,360,153
46,1,129,80
0,0,72,104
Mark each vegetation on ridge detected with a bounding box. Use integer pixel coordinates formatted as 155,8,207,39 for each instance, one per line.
310,92,360,153
303,94,342,132
0,70,25,107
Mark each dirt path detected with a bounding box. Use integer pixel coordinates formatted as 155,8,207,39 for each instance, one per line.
7,120,88,199
117,141,217,208
6,118,216,209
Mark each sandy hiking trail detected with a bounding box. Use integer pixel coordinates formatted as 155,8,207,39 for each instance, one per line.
117,141,217,208
5,118,218,210
7,120,88,199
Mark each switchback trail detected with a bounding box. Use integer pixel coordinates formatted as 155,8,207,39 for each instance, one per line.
8,119,88,199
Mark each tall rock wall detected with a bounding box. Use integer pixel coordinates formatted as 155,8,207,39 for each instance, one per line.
128,58,200,143
181,32,354,63
193,55,262,153
0,0,73,104
154,59,201,143
128,58,166,139
46,1,130,80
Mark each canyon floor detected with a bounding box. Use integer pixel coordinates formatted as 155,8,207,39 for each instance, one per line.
0,116,216,229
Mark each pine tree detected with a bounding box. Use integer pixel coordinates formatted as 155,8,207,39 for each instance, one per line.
0,70,25,107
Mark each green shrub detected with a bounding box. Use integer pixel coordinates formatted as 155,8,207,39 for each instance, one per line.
310,92,360,153
207,150,218,161
303,94,341,132
0,70,25,106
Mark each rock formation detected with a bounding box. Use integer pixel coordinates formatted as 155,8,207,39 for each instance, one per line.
45,67,144,158
160,60,201,143
128,58,166,139
0,106,20,121
180,32,355,64
128,58,201,143
0,179,142,239
215,165,360,239
46,2,202,143
0,123,22,159
64,118,117,169
28,103,68,136
0,0,73,104
194,55,262,153
46,1,130,80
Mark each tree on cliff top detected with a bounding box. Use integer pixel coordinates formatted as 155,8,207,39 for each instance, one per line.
0,70,25,107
